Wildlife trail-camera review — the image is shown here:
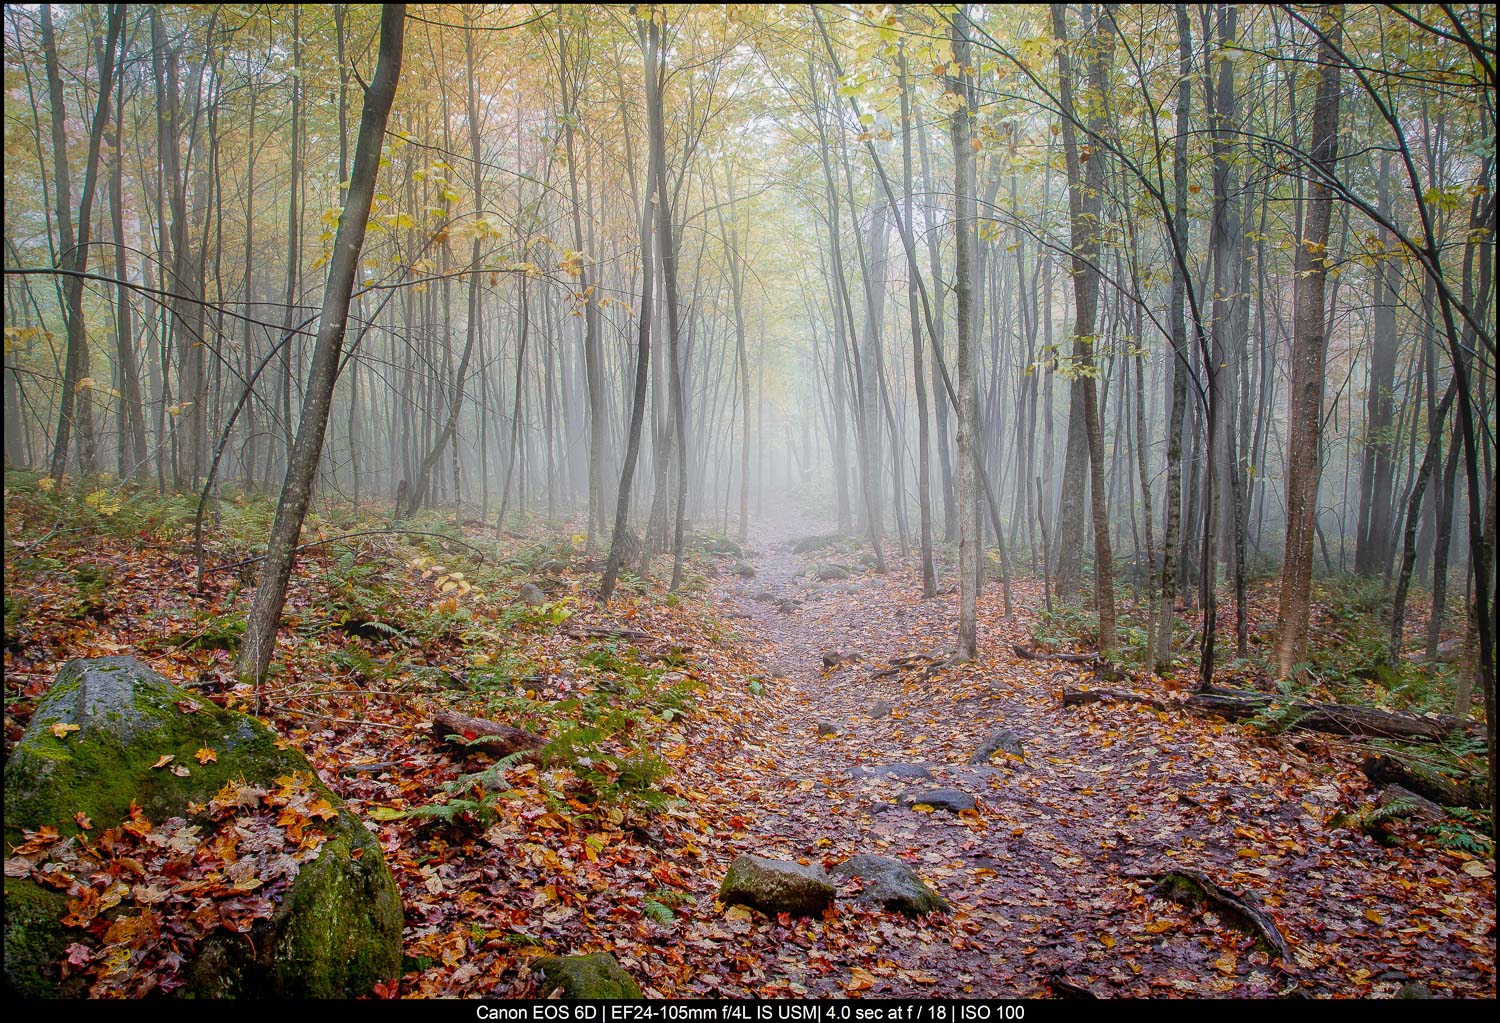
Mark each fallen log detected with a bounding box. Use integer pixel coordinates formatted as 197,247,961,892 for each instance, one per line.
1361,754,1490,809
1151,869,1292,961
1184,689,1479,743
1061,688,1170,711
1014,644,1097,663
430,708,545,758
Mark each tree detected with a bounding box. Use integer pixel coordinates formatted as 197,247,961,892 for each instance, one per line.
237,3,406,685
1274,5,1343,679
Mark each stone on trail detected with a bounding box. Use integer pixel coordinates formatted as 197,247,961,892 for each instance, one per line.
732,561,757,579
534,953,642,999
515,581,547,606
4,657,402,998
847,763,932,782
869,701,894,719
816,719,841,737
751,589,776,603
970,727,1024,764
814,563,851,582
901,788,977,813
821,649,860,669
831,854,948,916
719,854,835,917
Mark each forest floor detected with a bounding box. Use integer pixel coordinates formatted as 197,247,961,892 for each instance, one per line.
659,513,1495,998
2,481,1494,998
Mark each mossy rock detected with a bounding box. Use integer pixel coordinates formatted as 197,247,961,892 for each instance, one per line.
3,656,402,997
719,854,834,917
535,952,642,999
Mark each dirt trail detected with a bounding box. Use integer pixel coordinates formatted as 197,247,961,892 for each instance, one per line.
666,516,1495,998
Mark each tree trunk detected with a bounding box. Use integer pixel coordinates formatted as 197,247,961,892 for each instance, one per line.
1274,7,1342,678
236,4,406,685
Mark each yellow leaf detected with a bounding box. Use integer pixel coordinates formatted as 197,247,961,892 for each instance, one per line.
1144,919,1175,934
195,746,218,765
152,755,175,769
846,966,876,992
1099,932,1115,949
1213,952,1237,975
50,722,80,739
1364,909,1384,924
1461,860,1492,878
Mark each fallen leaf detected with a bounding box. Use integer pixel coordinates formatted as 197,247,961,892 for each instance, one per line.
151,755,175,769
50,722,81,739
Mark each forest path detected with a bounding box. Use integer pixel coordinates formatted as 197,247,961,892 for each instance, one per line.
663,514,1496,998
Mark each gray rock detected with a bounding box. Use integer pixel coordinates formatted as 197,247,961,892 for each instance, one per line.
816,719,841,737
719,854,834,916
1395,982,1434,999
970,727,1024,764
732,562,757,579
848,763,932,782
751,590,776,603
4,657,401,998
515,581,547,606
1377,784,1446,822
822,649,860,669
901,788,977,813
535,953,642,999
814,563,851,582
831,854,948,916
869,701,894,719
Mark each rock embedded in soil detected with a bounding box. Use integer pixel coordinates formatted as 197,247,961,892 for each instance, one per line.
1376,784,1446,822
4,656,402,998
719,854,835,917
970,727,1024,764
848,763,932,782
515,581,547,606
816,719,841,737
534,953,642,999
869,701,894,719
901,788,977,813
814,563,851,582
732,562,757,579
821,649,860,669
831,854,948,916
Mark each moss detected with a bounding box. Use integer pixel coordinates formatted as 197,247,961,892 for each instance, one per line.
535,953,642,999
4,657,402,998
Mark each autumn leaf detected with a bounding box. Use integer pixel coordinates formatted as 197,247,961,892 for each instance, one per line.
50,722,80,739
846,966,877,992
151,755,175,769
195,746,218,765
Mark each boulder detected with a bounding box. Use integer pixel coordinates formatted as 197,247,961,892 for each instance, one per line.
869,701,894,719
732,562,757,579
4,657,401,998
515,581,547,606
535,953,642,999
831,855,948,916
901,788,976,813
970,727,1024,764
814,563,851,582
719,854,834,917
816,719,841,737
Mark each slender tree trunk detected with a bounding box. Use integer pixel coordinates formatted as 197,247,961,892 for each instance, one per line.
1274,7,1343,678
236,4,405,685
949,8,979,661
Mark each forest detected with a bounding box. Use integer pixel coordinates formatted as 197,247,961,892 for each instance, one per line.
2,1,1495,1001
